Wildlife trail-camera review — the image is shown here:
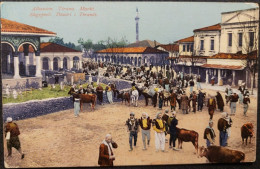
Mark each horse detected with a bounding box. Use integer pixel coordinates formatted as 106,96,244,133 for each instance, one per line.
72,93,97,111
130,89,139,107
136,86,155,106
116,90,130,106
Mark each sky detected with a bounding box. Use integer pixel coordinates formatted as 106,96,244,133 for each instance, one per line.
1,1,258,45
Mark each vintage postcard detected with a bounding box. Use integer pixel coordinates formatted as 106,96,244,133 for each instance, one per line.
1,1,259,168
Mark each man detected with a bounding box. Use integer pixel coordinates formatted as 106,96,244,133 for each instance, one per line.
169,111,179,150
207,95,216,120
191,91,197,113
196,75,202,90
169,90,177,111
96,84,104,105
68,84,76,95
189,79,195,94
181,92,189,114
4,117,25,159
211,76,215,86
153,112,166,152
217,112,232,147
197,90,204,111
78,85,86,94
243,95,250,116
215,91,224,112
126,112,139,151
204,120,216,147
106,83,113,104
138,112,152,150
230,92,239,115
98,134,118,166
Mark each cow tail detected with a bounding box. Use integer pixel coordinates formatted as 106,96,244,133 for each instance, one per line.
240,152,245,162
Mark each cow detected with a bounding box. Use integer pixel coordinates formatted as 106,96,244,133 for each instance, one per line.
241,122,254,145
199,146,245,163
176,127,199,154
73,93,97,111
116,91,130,106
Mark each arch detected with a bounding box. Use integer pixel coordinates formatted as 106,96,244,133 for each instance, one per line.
73,56,80,69
1,42,15,52
18,42,37,52
1,43,15,74
134,57,137,66
63,57,68,69
42,57,50,70
138,57,141,67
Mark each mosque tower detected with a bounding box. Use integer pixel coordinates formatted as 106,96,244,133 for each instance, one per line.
135,7,140,43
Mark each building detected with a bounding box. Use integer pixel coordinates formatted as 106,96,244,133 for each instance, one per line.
173,8,259,87
127,39,161,48
94,47,169,67
1,18,56,79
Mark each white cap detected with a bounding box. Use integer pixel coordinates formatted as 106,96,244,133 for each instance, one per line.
6,117,12,123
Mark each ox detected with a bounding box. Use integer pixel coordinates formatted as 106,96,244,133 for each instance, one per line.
73,93,97,111
116,90,130,106
176,127,199,154
241,122,254,145
199,146,245,163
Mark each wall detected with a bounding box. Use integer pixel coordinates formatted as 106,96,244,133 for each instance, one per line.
2,77,42,90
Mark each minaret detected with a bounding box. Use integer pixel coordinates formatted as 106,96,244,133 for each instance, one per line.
135,7,140,43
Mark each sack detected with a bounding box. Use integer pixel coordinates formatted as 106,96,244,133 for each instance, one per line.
6,132,10,140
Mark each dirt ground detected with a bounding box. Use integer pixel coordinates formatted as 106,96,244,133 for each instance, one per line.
3,88,257,168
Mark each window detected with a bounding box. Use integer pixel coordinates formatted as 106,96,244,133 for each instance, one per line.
187,44,190,52
249,32,254,47
183,45,186,52
228,33,232,47
210,39,214,50
200,40,204,50
238,33,243,47
190,44,194,52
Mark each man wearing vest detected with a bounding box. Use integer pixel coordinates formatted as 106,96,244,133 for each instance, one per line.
204,120,216,147
4,117,25,159
139,112,152,150
217,112,232,147
153,112,166,152
126,112,139,151
230,92,239,115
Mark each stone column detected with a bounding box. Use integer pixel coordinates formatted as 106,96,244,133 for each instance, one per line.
32,52,36,65
206,69,209,84
50,59,53,70
218,69,221,85
232,70,236,86
60,59,64,69
25,55,30,76
189,67,192,75
35,55,42,77
7,54,11,73
79,59,82,70
13,55,21,79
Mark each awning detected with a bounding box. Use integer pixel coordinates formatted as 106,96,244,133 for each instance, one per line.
200,64,244,70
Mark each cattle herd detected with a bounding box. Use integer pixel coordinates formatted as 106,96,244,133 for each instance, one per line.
71,61,255,164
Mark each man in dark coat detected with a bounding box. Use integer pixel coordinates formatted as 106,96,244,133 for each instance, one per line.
191,91,197,113
96,84,104,105
181,92,189,114
197,90,204,111
98,134,118,166
169,111,179,150
215,91,224,112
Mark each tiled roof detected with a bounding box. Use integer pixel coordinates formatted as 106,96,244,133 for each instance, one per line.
1,18,56,35
158,44,179,52
40,42,81,53
175,36,194,43
127,40,161,48
179,55,208,59
193,24,221,32
208,51,257,60
201,64,244,70
96,47,167,54
19,42,81,53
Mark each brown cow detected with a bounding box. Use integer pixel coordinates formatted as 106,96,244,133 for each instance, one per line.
73,93,97,111
176,127,199,154
199,146,245,163
241,122,254,145
117,91,130,106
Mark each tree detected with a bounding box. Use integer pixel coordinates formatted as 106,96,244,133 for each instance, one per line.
48,36,80,51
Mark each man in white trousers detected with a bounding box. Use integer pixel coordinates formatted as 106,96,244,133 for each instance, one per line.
152,112,166,152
